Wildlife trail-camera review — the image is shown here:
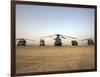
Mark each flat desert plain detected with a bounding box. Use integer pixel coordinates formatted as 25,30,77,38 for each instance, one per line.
16,45,95,74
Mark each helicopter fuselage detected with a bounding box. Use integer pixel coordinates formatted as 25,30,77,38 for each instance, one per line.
40,39,45,47
87,39,94,45
17,40,26,47
54,36,62,46
71,40,78,46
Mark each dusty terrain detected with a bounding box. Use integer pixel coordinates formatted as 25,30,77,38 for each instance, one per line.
16,46,95,74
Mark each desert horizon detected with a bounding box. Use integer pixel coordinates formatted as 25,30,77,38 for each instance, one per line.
16,45,95,74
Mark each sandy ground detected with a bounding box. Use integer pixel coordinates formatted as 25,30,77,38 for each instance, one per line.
16,46,95,74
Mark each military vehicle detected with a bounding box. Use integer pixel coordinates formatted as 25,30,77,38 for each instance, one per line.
39,34,77,46
40,39,45,47
71,40,78,46
16,38,35,47
81,38,94,45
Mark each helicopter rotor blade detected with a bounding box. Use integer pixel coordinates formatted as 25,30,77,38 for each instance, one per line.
81,38,93,41
81,39,88,41
39,35,55,39
16,38,35,42
16,38,24,40
54,34,66,39
25,39,36,42
62,35,77,39
60,35,66,39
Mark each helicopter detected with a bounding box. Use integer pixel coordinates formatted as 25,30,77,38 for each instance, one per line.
81,38,94,45
40,39,45,47
16,38,35,47
71,40,78,46
39,34,77,46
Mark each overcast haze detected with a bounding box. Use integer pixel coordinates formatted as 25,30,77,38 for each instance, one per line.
16,4,95,45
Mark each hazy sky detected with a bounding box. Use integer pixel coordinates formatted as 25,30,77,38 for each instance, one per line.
16,4,95,45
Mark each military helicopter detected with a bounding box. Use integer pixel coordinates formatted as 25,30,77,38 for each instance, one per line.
71,40,78,46
40,39,45,47
81,38,94,45
16,38,35,47
39,34,77,46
